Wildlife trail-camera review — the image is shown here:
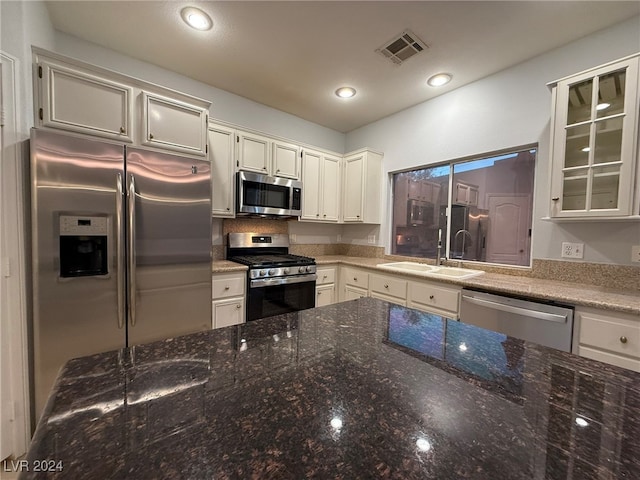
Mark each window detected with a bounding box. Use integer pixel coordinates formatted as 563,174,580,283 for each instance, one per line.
391,146,536,267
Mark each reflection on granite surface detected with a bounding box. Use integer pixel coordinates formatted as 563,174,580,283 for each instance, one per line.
24,298,639,479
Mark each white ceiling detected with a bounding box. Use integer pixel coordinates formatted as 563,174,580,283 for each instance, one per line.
45,1,640,133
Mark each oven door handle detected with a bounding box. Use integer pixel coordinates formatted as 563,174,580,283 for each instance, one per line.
250,274,317,288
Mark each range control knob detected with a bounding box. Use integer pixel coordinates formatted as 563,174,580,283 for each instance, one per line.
283,268,290,274
268,269,276,276
306,266,313,273
259,270,266,277
298,266,306,273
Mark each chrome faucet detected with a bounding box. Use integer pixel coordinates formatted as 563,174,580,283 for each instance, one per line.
436,228,445,265
454,229,473,259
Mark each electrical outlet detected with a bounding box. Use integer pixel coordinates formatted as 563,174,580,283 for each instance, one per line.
632,245,640,263
561,242,584,259
367,235,376,244
289,234,296,243
337,234,342,243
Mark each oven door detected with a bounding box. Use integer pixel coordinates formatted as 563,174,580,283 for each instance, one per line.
247,274,316,321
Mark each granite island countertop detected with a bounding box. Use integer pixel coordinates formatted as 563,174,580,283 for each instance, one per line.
23,298,639,479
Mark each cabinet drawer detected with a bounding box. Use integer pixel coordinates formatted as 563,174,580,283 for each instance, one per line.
577,345,640,372
344,268,369,289
316,267,336,285
370,274,407,300
408,281,460,316
212,273,245,299
579,312,640,359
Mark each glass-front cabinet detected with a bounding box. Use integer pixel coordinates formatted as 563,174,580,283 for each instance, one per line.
549,54,639,218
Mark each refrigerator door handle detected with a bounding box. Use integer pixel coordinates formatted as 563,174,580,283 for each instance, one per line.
116,173,125,329
127,173,137,327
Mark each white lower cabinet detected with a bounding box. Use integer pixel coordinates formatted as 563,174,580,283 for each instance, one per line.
370,273,407,306
344,285,368,301
212,272,246,329
316,266,337,307
576,306,640,372
407,280,461,319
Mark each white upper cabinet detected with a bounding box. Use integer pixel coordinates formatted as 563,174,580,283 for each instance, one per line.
142,92,208,157
37,60,133,142
209,123,236,217
342,149,383,223
33,48,211,158
272,140,301,179
300,149,340,222
237,131,271,174
548,54,640,219
237,131,301,179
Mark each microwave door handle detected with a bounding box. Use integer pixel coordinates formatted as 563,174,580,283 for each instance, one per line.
127,174,137,327
116,173,125,329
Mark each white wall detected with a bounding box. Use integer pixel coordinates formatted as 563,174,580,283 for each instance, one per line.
345,16,640,266
51,32,345,154
0,0,56,460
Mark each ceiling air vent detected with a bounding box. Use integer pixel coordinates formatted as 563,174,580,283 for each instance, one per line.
376,30,428,65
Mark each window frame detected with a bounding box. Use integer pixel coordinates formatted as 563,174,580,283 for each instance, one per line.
389,143,538,268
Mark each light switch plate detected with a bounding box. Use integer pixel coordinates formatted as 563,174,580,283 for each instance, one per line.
561,242,584,259
367,235,376,244
632,245,640,263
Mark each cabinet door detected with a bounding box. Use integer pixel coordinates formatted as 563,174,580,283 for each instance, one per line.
301,150,322,220
343,154,364,222
142,92,208,156
212,297,245,329
316,284,335,307
344,285,368,301
272,140,300,179
238,132,270,174
550,56,639,218
321,155,341,222
209,125,236,217
39,61,133,142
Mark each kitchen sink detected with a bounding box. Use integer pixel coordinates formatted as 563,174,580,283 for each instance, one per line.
377,262,485,280
377,262,439,273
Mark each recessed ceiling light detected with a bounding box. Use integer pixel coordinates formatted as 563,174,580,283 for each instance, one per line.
181,7,213,31
335,87,356,98
427,73,452,87
596,102,611,111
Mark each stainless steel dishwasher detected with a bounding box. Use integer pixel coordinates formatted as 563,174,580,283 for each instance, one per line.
459,289,574,352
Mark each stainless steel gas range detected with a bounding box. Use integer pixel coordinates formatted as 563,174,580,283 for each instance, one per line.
227,233,317,322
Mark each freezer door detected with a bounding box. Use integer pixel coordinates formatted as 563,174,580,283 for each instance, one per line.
30,129,126,417
125,148,212,345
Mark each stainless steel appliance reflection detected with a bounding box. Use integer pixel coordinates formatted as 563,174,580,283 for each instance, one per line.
448,204,489,261
30,128,212,417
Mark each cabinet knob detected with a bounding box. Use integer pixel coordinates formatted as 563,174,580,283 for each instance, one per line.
323,214,327,217
429,295,435,300
120,126,125,134
149,133,154,139
323,275,327,279
620,336,628,344
224,286,230,290
227,207,230,211
276,169,280,173
317,291,322,296
551,197,559,201
356,215,360,218
316,213,320,217
236,304,241,309
384,284,389,289
263,167,267,170
353,277,357,281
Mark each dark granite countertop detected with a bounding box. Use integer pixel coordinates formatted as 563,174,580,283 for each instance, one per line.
23,298,639,479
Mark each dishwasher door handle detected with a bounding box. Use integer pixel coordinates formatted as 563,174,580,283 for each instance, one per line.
461,294,568,323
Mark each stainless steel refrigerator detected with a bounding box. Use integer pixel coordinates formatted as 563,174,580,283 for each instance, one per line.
30,128,212,416
448,204,489,262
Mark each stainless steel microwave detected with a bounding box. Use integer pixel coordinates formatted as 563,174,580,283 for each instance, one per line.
237,171,302,217
407,199,435,226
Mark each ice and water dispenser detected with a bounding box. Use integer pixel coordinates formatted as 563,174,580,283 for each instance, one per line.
59,215,109,277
